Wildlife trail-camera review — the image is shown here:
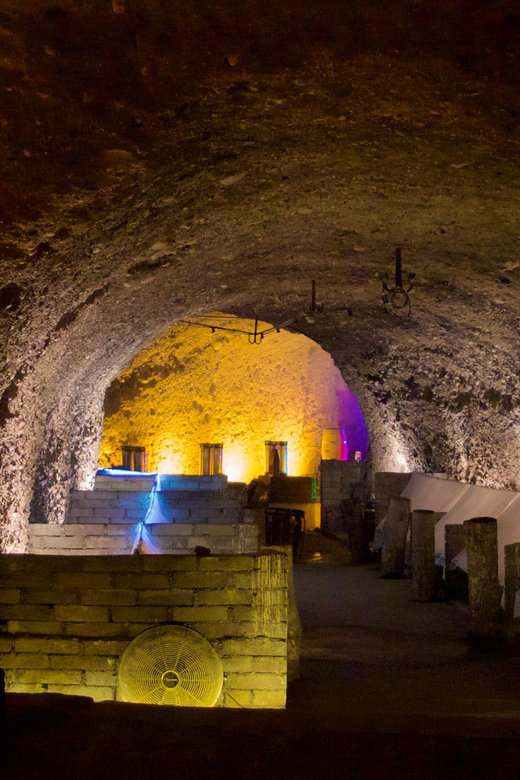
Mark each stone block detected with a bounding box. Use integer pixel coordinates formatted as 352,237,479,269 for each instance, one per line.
252,656,287,674
30,524,63,536
224,689,253,708
56,572,112,589
85,671,117,687
147,524,194,536
49,655,116,671
105,525,136,536
172,572,228,589
171,606,228,622
64,622,126,638
194,589,252,606
81,589,137,606
220,656,254,673
111,606,170,623
21,590,79,605
0,589,20,604
231,573,254,589
199,556,254,572
84,537,127,550
83,556,141,572
2,604,54,621
70,507,95,518
8,621,63,635
2,572,55,588
0,637,13,652
0,653,49,669
137,589,194,606
141,556,197,572
225,672,286,690
221,638,286,656
113,573,170,589
54,605,109,622
252,689,286,708
4,682,45,694
14,637,79,654
81,640,129,655
17,669,82,685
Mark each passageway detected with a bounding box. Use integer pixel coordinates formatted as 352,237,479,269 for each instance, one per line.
290,534,520,718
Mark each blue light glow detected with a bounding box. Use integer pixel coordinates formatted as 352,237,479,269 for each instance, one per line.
97,468,157,478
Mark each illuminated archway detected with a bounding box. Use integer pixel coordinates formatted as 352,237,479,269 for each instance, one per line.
98,314,369,484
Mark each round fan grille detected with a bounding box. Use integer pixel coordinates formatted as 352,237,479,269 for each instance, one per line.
118,625,223,707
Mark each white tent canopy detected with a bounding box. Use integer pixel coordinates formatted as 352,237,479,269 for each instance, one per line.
400,473,520,584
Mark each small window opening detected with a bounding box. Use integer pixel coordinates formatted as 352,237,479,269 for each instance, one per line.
121,446,146,471
265,441,288,477
201,443,223,476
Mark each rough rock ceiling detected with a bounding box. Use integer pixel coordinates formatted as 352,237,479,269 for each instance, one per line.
1,2,520,550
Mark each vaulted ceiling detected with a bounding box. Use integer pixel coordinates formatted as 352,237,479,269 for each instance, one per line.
1,1,520,550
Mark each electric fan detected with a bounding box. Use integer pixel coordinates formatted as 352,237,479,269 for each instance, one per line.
118,624,224,707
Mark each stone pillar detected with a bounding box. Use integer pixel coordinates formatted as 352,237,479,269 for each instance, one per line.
504,543,520,635
320,460,364,533
340,498,371,563
444,524,467,597
464,517,501,637
411,510,440,601
381,497,411,578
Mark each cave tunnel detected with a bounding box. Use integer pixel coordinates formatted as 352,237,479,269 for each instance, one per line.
4,1,520,771
0,2,518,554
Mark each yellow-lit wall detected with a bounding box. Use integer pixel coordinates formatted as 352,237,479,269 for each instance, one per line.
99,315,354,483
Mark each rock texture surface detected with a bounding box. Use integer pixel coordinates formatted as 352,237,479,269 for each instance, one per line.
1,2,520,549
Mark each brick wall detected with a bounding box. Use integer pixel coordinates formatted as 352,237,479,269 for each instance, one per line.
0,552,287,708
28,522,258,556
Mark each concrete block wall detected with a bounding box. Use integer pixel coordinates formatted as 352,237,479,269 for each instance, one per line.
0,552,287,708
68,489,245,525
321,460,367,533
28,522,259,556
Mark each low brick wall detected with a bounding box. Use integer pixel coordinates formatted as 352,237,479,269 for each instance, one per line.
28,522,258,556
0,552,287,708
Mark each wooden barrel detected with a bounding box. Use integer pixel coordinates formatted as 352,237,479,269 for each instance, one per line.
321,428,348,461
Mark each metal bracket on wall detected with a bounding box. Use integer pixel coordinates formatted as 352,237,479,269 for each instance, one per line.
305,279,353,317
379,247,415,316
180,315,294,345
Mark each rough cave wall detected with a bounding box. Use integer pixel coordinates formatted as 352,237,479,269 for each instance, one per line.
99,316,367,482
1,2,520,551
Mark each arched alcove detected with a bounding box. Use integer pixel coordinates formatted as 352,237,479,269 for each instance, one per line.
98,314,369,485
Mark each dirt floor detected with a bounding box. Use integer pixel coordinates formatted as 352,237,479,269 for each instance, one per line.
5,533,520,779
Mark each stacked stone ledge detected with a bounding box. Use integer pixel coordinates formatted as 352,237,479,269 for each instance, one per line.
0,552,288,708
381,497,411,578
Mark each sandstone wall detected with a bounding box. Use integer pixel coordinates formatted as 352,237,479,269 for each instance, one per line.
0,551,288,708
98,317,367,483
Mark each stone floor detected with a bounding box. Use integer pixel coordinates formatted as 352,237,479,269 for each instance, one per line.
4,533,520,779
292,534,520,718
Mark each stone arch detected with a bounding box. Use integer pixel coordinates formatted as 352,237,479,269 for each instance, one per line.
97,313,369,484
